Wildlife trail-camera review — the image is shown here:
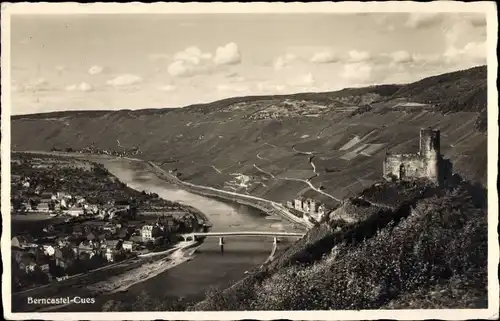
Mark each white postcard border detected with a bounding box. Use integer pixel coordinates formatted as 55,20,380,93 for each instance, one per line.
1,2,498,320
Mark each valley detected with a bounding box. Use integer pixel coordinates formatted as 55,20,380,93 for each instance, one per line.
12,66,487,211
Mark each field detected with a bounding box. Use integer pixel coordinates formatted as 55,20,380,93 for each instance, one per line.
11,67,487,207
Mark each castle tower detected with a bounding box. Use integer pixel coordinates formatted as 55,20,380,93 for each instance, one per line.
419,128,440,182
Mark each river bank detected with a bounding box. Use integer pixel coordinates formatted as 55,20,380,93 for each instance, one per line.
37,241,199,312
145,160,311,229
12,152,303,312
15,151,309,229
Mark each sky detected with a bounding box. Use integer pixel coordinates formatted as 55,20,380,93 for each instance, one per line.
10,12,487,115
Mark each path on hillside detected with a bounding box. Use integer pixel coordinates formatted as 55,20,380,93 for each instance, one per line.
253,142,340,202
309,155,319,179
256,153,271,161
278,176,341,202
292,144,316,155
147,161,313,228
253,164,276,179
211,165,223,174
316,123,332,139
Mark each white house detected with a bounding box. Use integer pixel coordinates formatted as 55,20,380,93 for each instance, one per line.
84,204,98,213
293,198,303,211
57,192,72,200
75,196,86,205
20,261,37,273
104,248,115,262
60,198,68,209
42,244,56,256
303,199,311,213
103,225,117,234
89,205,99,214
66,207,84,217
141,225,154,241
39,262,50,273
122,240,135,251
308,199,319,214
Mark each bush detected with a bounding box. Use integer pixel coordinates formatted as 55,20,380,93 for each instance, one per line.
92,164,109,177
192,182,487,310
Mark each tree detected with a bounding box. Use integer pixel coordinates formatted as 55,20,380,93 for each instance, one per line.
145,241,155,251
29,198,40,210
93,164,109,177
49,264,65,278
88,254,106,270
114,251,126,262
11,197,24,212
48,200,56,211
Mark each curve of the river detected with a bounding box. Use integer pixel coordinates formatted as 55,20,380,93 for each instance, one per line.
54,156,302,311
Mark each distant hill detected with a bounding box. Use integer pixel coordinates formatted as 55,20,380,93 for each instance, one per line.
12,65,488,206
390,65,486,109
12,65,487,119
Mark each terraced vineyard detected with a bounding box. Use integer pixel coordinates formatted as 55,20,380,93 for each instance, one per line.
12,66,487,208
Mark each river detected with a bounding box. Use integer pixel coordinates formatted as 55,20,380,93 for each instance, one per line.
51,156,302,311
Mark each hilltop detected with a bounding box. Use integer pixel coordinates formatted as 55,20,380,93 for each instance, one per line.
12,66,488,209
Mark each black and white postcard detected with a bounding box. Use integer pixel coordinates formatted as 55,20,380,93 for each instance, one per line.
1,2,498,320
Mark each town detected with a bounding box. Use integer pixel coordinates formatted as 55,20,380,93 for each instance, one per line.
50,142,142,158
9,128,451,294
10,153,207,292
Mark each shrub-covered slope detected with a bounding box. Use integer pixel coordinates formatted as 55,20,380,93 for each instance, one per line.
190,178,487,310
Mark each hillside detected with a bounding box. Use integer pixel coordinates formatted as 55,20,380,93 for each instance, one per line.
99,177,487,311
12,66,488,209
188,178,487,310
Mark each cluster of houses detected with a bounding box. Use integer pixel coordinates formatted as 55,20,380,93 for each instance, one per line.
11,215,180,287
12,232,131,272
286,197,330,223
10,155,207,290
11,175,130,219
76,144,142,158
12,157,93,171
11,233,133,288
11,186,101,217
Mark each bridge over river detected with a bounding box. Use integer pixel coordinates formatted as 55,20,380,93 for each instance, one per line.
180,231,306,254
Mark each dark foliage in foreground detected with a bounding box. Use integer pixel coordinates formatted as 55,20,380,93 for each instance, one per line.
190,180,487,310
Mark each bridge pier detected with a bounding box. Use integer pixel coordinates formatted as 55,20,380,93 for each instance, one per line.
219,237,224,254
273,237,278,246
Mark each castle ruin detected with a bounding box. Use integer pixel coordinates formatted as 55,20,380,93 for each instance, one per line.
383,128,446,184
